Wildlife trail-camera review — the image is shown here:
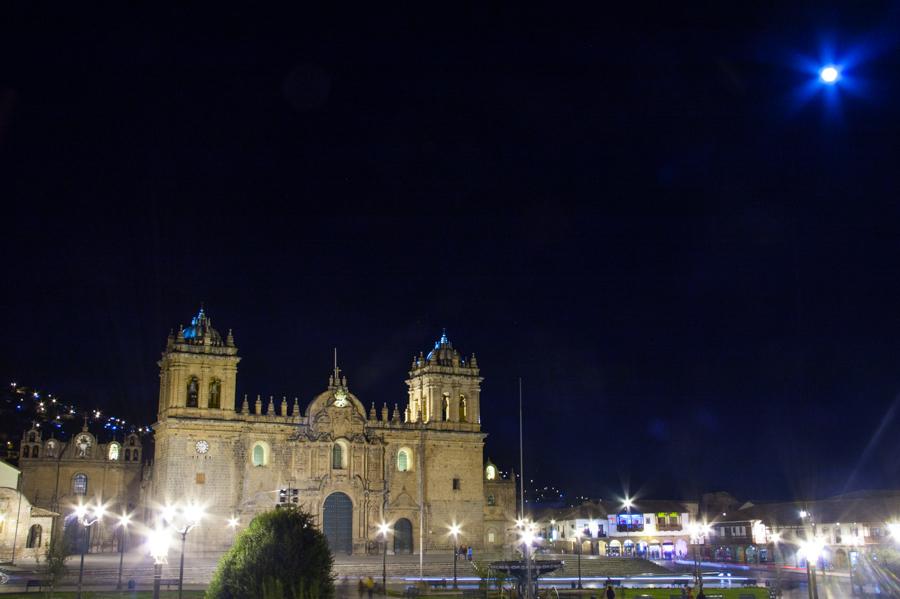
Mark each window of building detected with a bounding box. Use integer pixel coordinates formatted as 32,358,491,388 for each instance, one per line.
26,524,42,549
452,477,461,491
442,394,450,421
459,395,467,422
485,465,496,480
397,448,411,472
108,443,120,461
28,432,36,443
488,531,495,543
252,442,268,467
332,443,346,469
22,446,29,458
196,472,206,484
32,445,39,458
186,376,199,407
124,449,131,461
128,436,136,446
73,473,88,495
131,448,140,462
208,379,221,409
487,494,495,506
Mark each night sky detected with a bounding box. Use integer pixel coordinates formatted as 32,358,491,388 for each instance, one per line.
3,4,900,504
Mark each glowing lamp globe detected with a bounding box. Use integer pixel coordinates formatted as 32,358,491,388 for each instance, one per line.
819,66,839,84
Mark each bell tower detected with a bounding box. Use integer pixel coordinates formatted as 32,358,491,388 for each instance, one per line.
405,331,482,430
157,308,240,420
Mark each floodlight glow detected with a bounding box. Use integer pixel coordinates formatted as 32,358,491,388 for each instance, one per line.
378,522,391,537
161,504,176,523
184,503,205,524
515,518,524,528
819,65,839,84
799,537,825,563
888,523,900,541
119,513,131,527
148,527,171,563
74,504,88,519
448,523,462,538
227,516,239,529
93,503,106,520
799,510,808,518
520,528,535,546
771,532,781,544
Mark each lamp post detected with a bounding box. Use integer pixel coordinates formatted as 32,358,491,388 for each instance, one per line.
378,522,391,592
800,537,823,599
74,501,105,599
520,523,535,599
116,512,131,590
148,526,170,599
573,528,583,589
449,523,461,590
174,504,204,599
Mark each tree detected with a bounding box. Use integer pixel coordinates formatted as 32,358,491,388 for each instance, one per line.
35,534,71,598
207,508,334,599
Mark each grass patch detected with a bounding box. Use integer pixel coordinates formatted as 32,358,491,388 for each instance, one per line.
0,592,206,598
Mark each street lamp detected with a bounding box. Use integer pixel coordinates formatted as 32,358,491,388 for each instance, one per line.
227,516,239,530
74,501,105,599
178,504,203,599
378,522,391,592
520,525,536,599
147,526,171,599
799,537,824,599
449,523,462,590
116,512,132,590
573,528,583,589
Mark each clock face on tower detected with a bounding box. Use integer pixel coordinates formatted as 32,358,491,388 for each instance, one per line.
75,434,92,457
195,440,209,454
333,389,349,408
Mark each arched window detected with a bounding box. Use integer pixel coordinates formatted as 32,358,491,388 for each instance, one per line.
397,448,411,472
186,376,199,407
208,379,221,409
28,432,36,443
26,524,42,548
108,443,120,461
485,465,496,480
73,473,88,495
442,394,450,421
32,446,39,458
332,444,344,469
22,446,29,458
124,449,131,461
487,494,496,506
459,395,467,422
252,442,267,467
131,449,140,462
128,436,136,446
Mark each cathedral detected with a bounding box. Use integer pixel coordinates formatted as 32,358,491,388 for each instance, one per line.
18,309,516,556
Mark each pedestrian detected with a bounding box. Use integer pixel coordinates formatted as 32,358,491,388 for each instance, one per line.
697,588,705,599
606,583,616,599
686,586,694,599
467,546,473,561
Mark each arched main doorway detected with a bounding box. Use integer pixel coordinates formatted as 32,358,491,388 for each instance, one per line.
323,492,353,555
394,518,413,554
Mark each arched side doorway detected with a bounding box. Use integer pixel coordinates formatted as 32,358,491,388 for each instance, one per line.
394,518,413,554
323,492,353,555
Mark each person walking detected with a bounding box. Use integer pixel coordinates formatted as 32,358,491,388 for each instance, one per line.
605,583,616,599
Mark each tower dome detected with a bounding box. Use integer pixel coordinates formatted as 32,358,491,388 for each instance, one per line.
181,307,223,346
425,330,461,366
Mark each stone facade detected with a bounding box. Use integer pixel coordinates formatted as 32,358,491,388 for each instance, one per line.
21,309,515,556
18,425,143,552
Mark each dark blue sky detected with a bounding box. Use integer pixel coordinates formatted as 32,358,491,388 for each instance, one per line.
2,4,900,502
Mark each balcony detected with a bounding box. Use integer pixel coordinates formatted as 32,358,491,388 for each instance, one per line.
656,523,683,532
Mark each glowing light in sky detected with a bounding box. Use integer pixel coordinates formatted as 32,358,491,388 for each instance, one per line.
819,65,839,84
